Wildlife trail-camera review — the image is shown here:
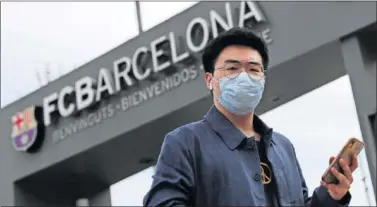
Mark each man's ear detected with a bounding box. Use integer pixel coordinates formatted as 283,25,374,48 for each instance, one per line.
204,73,213,90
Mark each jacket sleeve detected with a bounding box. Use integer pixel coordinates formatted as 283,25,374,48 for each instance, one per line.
291,143,352,207
143,131,195,207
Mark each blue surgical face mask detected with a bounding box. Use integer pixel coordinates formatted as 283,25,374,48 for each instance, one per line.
212,72,265,115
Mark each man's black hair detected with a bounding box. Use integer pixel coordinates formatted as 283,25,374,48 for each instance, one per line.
201,27,269,74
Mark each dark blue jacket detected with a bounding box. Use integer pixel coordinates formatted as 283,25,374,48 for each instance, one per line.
143,106,351,206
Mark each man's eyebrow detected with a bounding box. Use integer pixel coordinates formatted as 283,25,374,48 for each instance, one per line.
224,59,262,66
224,59,240,64
247,61,262,66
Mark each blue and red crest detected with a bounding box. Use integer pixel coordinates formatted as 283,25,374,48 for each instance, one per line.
11,106,45,153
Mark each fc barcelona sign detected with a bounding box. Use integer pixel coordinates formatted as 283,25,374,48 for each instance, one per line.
11,106,45,153
9,1,270,150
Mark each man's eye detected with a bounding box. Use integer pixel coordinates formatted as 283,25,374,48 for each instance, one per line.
227,67,238,70
249,68,261,72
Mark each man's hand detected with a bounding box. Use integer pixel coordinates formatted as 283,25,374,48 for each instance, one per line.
320,154,359,201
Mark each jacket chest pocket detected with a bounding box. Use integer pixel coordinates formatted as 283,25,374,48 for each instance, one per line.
268,146,304,205
282,161,305,204
276,151,305,205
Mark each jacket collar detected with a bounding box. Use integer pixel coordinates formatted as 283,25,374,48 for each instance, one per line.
204,105,274,151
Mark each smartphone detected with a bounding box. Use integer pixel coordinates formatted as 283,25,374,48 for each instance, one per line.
321,137,364,184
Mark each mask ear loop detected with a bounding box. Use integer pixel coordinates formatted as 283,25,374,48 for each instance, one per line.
209,74,220,90
209,75,223,104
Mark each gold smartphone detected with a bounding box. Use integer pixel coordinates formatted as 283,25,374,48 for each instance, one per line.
321,137,364,184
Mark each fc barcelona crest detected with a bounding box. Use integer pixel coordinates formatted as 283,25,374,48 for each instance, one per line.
11,106,45,153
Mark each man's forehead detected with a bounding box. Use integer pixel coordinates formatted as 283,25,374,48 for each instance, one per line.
236,57,260,63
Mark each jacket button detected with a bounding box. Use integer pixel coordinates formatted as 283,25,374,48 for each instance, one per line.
253,173,261,181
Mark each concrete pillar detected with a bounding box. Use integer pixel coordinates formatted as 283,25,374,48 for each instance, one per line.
340,26,376,203
13,183,111,206
13,184,75,206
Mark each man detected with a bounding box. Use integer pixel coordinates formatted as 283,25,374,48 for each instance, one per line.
143,27,358,206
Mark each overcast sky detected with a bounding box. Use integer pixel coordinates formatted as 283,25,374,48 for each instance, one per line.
1,2,375,206
1,2,197,107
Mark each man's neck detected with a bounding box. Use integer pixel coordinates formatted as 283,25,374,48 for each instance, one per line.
214,101,260,140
